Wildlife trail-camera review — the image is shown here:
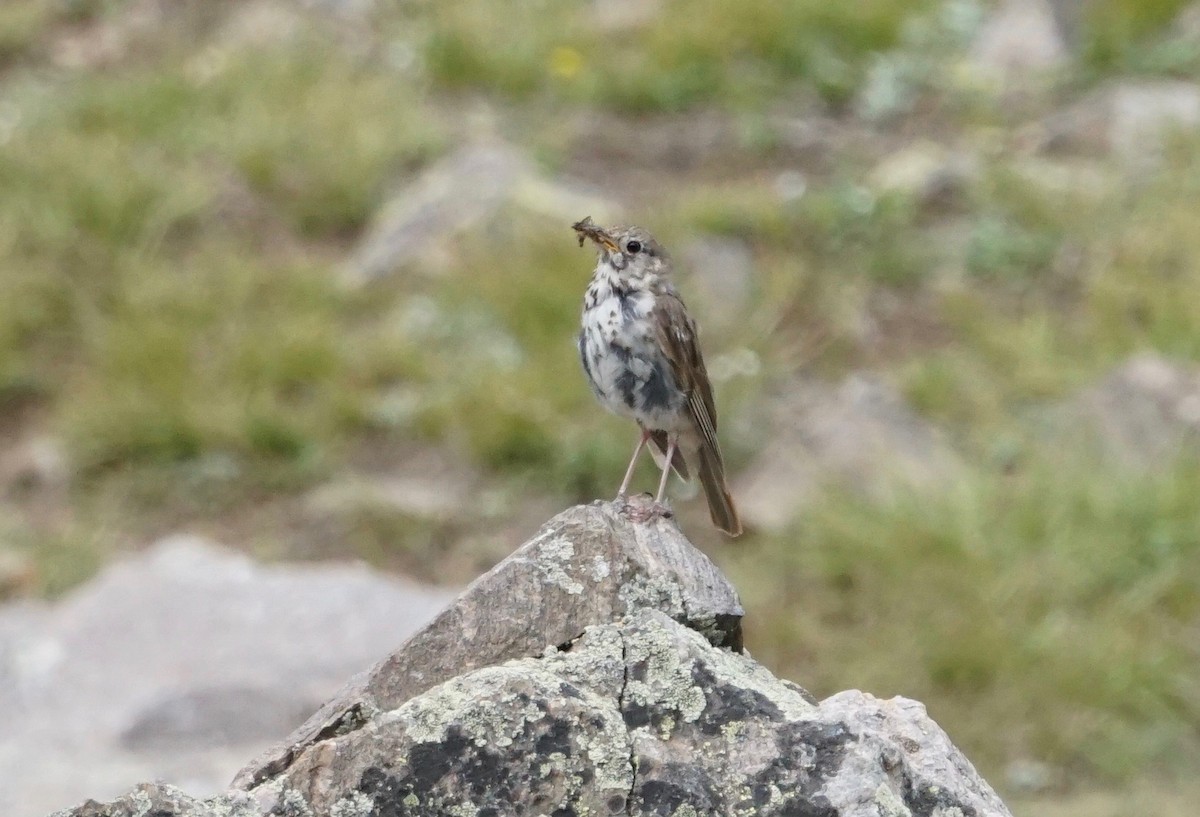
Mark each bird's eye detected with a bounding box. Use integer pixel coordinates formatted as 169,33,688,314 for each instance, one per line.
625,240,642,254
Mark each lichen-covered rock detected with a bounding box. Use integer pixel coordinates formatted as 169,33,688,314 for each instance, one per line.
54,502,1011,817
246,610,1010,817
48,784,257,817
233,498,744,790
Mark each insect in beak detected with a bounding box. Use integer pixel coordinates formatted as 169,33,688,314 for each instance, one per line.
572,216,620,253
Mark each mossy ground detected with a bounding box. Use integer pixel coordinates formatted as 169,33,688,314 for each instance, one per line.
1,0,1198,803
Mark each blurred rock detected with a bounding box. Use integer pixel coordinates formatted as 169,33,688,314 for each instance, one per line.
0,436,68,497
1177,3,1200,42
50,0,165,69
968,0,1067,84
1043,0,1088,46
1109,81,1200,169
1059,353,1200,468
1028,81,1200,167
680,235,754,327
62,501,1010,817
300,0,376,16
0,536,453,817
769,114,848,169
1008,155,1113,200
587,0,663,31
345,141,615,283
734,375,962,533
773,168,809,202
217,2,305,49
0,600,49,711
868,141,977,209
1023,88,1113,156
1004,757,1059,794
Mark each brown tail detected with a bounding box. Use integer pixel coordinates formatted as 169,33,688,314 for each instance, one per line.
698,445,741,537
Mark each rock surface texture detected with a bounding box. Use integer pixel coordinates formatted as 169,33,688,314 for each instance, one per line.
51,499,1011,817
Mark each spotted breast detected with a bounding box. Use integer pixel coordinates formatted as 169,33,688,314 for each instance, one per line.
578,268,688,433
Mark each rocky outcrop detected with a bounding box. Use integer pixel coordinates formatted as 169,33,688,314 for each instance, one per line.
51,498,1011,817
242,608,1009,816
232,496,744,790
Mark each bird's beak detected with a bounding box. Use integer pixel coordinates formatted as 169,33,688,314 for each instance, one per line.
572,216,620,253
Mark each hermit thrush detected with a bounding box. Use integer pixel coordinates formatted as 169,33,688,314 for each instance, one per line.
573,216,741,536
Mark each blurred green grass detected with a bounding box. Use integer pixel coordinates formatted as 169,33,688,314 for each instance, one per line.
417,0,936,110
0,0,1197,799
1083,0,1198,74
0,34,442,463
729,455,1200,779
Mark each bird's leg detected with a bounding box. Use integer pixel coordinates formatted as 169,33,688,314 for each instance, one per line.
654,433,677,504
617,428,650,498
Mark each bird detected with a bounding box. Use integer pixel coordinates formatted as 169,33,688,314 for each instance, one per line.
572,216,741,536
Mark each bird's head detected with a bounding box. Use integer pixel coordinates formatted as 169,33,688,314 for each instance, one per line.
573,217,669,282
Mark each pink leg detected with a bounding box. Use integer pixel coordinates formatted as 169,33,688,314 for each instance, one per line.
654,434,676,503
617,429,650,498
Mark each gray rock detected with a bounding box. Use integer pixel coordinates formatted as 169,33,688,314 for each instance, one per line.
233,496,744,789
586,0,663,32
0,436,68,496
300,0,375,16
868,141,978,209
344,141,616,283
63,610,1011,817
1023,88,1116,156
49,0,164,69
216,2,306,50
0,599,50,710
1177,3,1200,42
48,784,258,817
1055,353,1200,467
2,536,454,817
1043,0,1088,46
52,501,1011,817
250,610,1009,817
969,0,1068,83
1027,81,1200,167
734,375,962,533
1109,81,1200,169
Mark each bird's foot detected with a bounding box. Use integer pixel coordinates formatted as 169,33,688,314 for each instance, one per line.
618,492,673,523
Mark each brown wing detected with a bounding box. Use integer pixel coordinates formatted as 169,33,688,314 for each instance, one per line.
653,289,742,536
652,290,721,457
